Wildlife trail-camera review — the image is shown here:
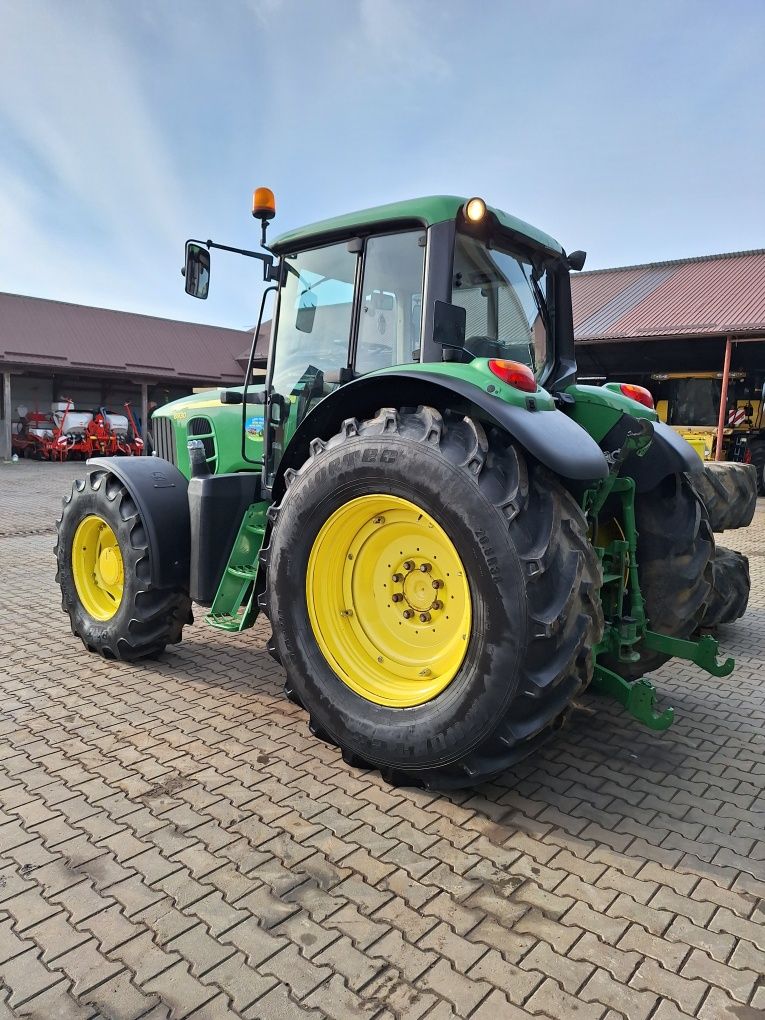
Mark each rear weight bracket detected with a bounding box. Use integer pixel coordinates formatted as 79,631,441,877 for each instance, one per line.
642,630,734,678
591,665,674,731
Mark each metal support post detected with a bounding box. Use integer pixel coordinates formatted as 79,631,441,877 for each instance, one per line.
715,335,732,460
140,382,149,456
1,371,12,461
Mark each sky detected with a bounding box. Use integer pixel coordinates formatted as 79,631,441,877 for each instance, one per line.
1,0,764,331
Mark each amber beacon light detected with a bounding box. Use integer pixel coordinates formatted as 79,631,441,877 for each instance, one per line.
252,187,276,221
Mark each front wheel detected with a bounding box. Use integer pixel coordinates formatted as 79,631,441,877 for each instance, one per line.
55,469,191,660
265,406,603,789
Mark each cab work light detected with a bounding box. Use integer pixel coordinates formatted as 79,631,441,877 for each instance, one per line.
464,197,487,222
488,359,537,393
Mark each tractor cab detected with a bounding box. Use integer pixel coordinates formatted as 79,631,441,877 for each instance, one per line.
182,192,581,490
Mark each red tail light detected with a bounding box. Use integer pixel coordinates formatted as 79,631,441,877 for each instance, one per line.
619,383,654,409
488,359,537,393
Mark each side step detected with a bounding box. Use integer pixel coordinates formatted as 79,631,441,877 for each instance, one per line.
206,502,269,633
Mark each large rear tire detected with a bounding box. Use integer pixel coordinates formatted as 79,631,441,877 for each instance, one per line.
692,461,757,531
700,546,750,628
55,469,192,660
610,472,713,680
265,406,603,789
746,439,765,496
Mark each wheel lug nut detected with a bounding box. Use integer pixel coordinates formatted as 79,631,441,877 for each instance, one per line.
432,600,443,610
403,609,414,619
432,579,443,589
419,562,431,572
419,612,431,623
392,573,403,583
392,593,403,603
403,560,414,571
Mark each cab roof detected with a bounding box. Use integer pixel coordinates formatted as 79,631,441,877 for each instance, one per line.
270,195,564,256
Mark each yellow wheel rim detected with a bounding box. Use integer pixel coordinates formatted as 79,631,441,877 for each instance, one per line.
306,495,472,707
71,515,125,621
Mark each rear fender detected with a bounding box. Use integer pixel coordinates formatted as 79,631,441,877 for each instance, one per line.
601,417,704,492
86,456,190,588
272,371,608,500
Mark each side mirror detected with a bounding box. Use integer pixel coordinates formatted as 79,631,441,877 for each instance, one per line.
183,242,211,299
567,250,587,272
296,290,317,333
433,300,466,349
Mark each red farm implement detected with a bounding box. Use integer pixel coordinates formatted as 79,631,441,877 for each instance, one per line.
12,400,144,461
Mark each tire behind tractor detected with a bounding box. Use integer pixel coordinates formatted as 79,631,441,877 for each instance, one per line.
692,461,757,532
265,406,603,789
746,439,765,496
700,546,750,628
606,472,713,681
55,469,192,660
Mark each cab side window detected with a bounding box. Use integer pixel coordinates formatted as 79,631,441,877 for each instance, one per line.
355,232,425,375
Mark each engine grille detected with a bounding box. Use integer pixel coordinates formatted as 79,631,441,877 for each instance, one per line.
187,416,217,473
153,415,177,465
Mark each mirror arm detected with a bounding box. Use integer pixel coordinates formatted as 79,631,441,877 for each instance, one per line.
203,240,279,282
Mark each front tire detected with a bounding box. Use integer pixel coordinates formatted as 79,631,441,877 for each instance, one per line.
265,406,603,789
55,469,191,660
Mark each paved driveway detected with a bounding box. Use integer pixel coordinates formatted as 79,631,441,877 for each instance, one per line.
0,460,763,1019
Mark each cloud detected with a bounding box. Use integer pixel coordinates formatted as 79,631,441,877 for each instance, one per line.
355,0,451,80
245,0,285,25
0,3,186,249
1,0,764,329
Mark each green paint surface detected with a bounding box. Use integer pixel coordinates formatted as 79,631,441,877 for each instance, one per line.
373,359,556,411
271,195,563,255
566,383,658,442
153,387,262,479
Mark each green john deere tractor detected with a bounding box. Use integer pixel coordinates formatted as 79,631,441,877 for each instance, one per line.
55,191,735,788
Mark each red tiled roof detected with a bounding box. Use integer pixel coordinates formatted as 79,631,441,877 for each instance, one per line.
0,292,253,384
572,249,765,342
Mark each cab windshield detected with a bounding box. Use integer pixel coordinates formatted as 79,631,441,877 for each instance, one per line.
451,233,552,374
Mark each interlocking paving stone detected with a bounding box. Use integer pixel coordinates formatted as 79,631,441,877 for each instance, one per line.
1,460,764,1017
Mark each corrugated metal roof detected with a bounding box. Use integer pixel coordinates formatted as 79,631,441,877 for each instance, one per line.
0,292,253,383
572,249,765,342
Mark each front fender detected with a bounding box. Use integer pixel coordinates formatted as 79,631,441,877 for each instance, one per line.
273,371,608,499
86,456,190,588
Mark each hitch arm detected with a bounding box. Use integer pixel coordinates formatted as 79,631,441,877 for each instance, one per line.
592,665,674,731
643,631,734,678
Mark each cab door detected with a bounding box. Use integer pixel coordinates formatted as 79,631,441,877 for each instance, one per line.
266,240,359,484
353,230,426,375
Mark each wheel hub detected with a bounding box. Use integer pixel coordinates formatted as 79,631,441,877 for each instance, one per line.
306,495,472,707
98,546,122,588
71,515,125,621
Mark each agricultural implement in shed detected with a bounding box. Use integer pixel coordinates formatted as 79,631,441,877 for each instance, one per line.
13,399,144,461
55,190,745,788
